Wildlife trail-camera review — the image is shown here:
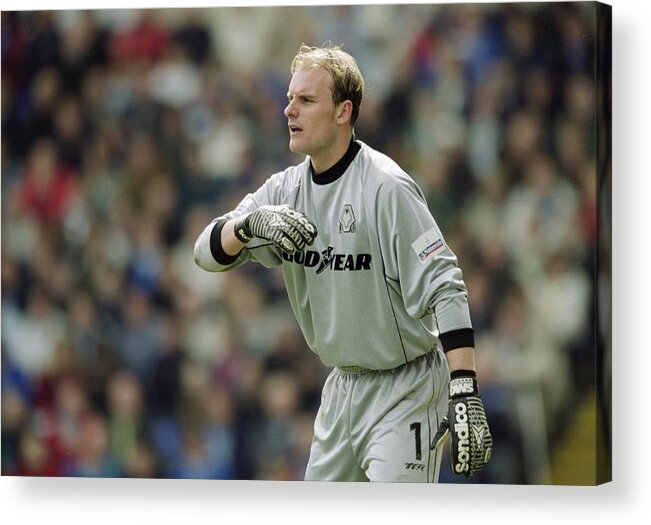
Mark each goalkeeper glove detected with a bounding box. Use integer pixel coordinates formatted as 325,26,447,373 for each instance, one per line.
233,205,317,254
431,370,493,477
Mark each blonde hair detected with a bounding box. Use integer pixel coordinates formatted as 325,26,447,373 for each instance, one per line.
291,43,364,126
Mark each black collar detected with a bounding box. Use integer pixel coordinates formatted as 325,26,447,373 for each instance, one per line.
310,140,361,185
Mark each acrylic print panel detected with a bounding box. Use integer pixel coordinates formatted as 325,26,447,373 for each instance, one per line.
0,1,610,485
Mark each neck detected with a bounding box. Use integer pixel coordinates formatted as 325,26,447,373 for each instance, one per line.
309,137,361,185
310,132,354,175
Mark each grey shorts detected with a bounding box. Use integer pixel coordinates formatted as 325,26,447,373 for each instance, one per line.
304,349,449,482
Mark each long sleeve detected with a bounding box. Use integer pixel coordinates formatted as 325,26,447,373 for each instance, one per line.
193,168,306,272
375,171,473,337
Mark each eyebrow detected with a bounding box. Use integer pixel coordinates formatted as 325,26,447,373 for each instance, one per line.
287,91,317,100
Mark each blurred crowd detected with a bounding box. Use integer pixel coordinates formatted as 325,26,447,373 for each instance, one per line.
2,3,598,484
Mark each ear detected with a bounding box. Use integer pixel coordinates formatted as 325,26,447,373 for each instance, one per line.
336,100,353,125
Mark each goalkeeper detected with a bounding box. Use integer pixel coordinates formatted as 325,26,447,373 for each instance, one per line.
194,44,491,482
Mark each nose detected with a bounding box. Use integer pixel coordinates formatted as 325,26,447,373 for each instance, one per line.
284,99,296,119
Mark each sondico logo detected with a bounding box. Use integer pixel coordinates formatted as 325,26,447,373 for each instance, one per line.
453,401,470,474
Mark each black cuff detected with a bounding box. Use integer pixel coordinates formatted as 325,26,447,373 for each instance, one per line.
439,328,475,353
450,369,477,380
210,219,241,265
449,370,478,397
233,215,253,243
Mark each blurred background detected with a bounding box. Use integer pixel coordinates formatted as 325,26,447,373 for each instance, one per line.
1,2,606,484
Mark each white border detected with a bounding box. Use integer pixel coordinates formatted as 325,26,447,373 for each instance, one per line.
1,0,649,523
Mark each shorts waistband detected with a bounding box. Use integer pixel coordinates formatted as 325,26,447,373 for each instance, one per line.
335,351,435,375
336,365,375,375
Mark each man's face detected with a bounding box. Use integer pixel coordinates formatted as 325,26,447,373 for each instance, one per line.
284,67,341,164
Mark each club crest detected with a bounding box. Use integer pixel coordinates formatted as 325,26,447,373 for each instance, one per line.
339,204,357,233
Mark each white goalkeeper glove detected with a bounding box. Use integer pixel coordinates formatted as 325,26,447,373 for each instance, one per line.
233,205,317,254
432,370,493,477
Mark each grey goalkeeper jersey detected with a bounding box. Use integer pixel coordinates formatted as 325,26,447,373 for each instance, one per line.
195,141,473,370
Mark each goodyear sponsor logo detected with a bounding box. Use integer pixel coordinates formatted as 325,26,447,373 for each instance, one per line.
282,246,371,273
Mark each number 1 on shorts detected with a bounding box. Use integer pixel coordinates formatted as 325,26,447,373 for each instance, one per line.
410,422,422,461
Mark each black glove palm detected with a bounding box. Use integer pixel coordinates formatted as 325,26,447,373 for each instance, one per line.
432,371,493,477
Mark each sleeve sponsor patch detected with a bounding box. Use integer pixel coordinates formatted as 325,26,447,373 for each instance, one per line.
411,227,446,264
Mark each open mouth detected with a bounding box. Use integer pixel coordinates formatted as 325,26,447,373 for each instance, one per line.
289,125,303,134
